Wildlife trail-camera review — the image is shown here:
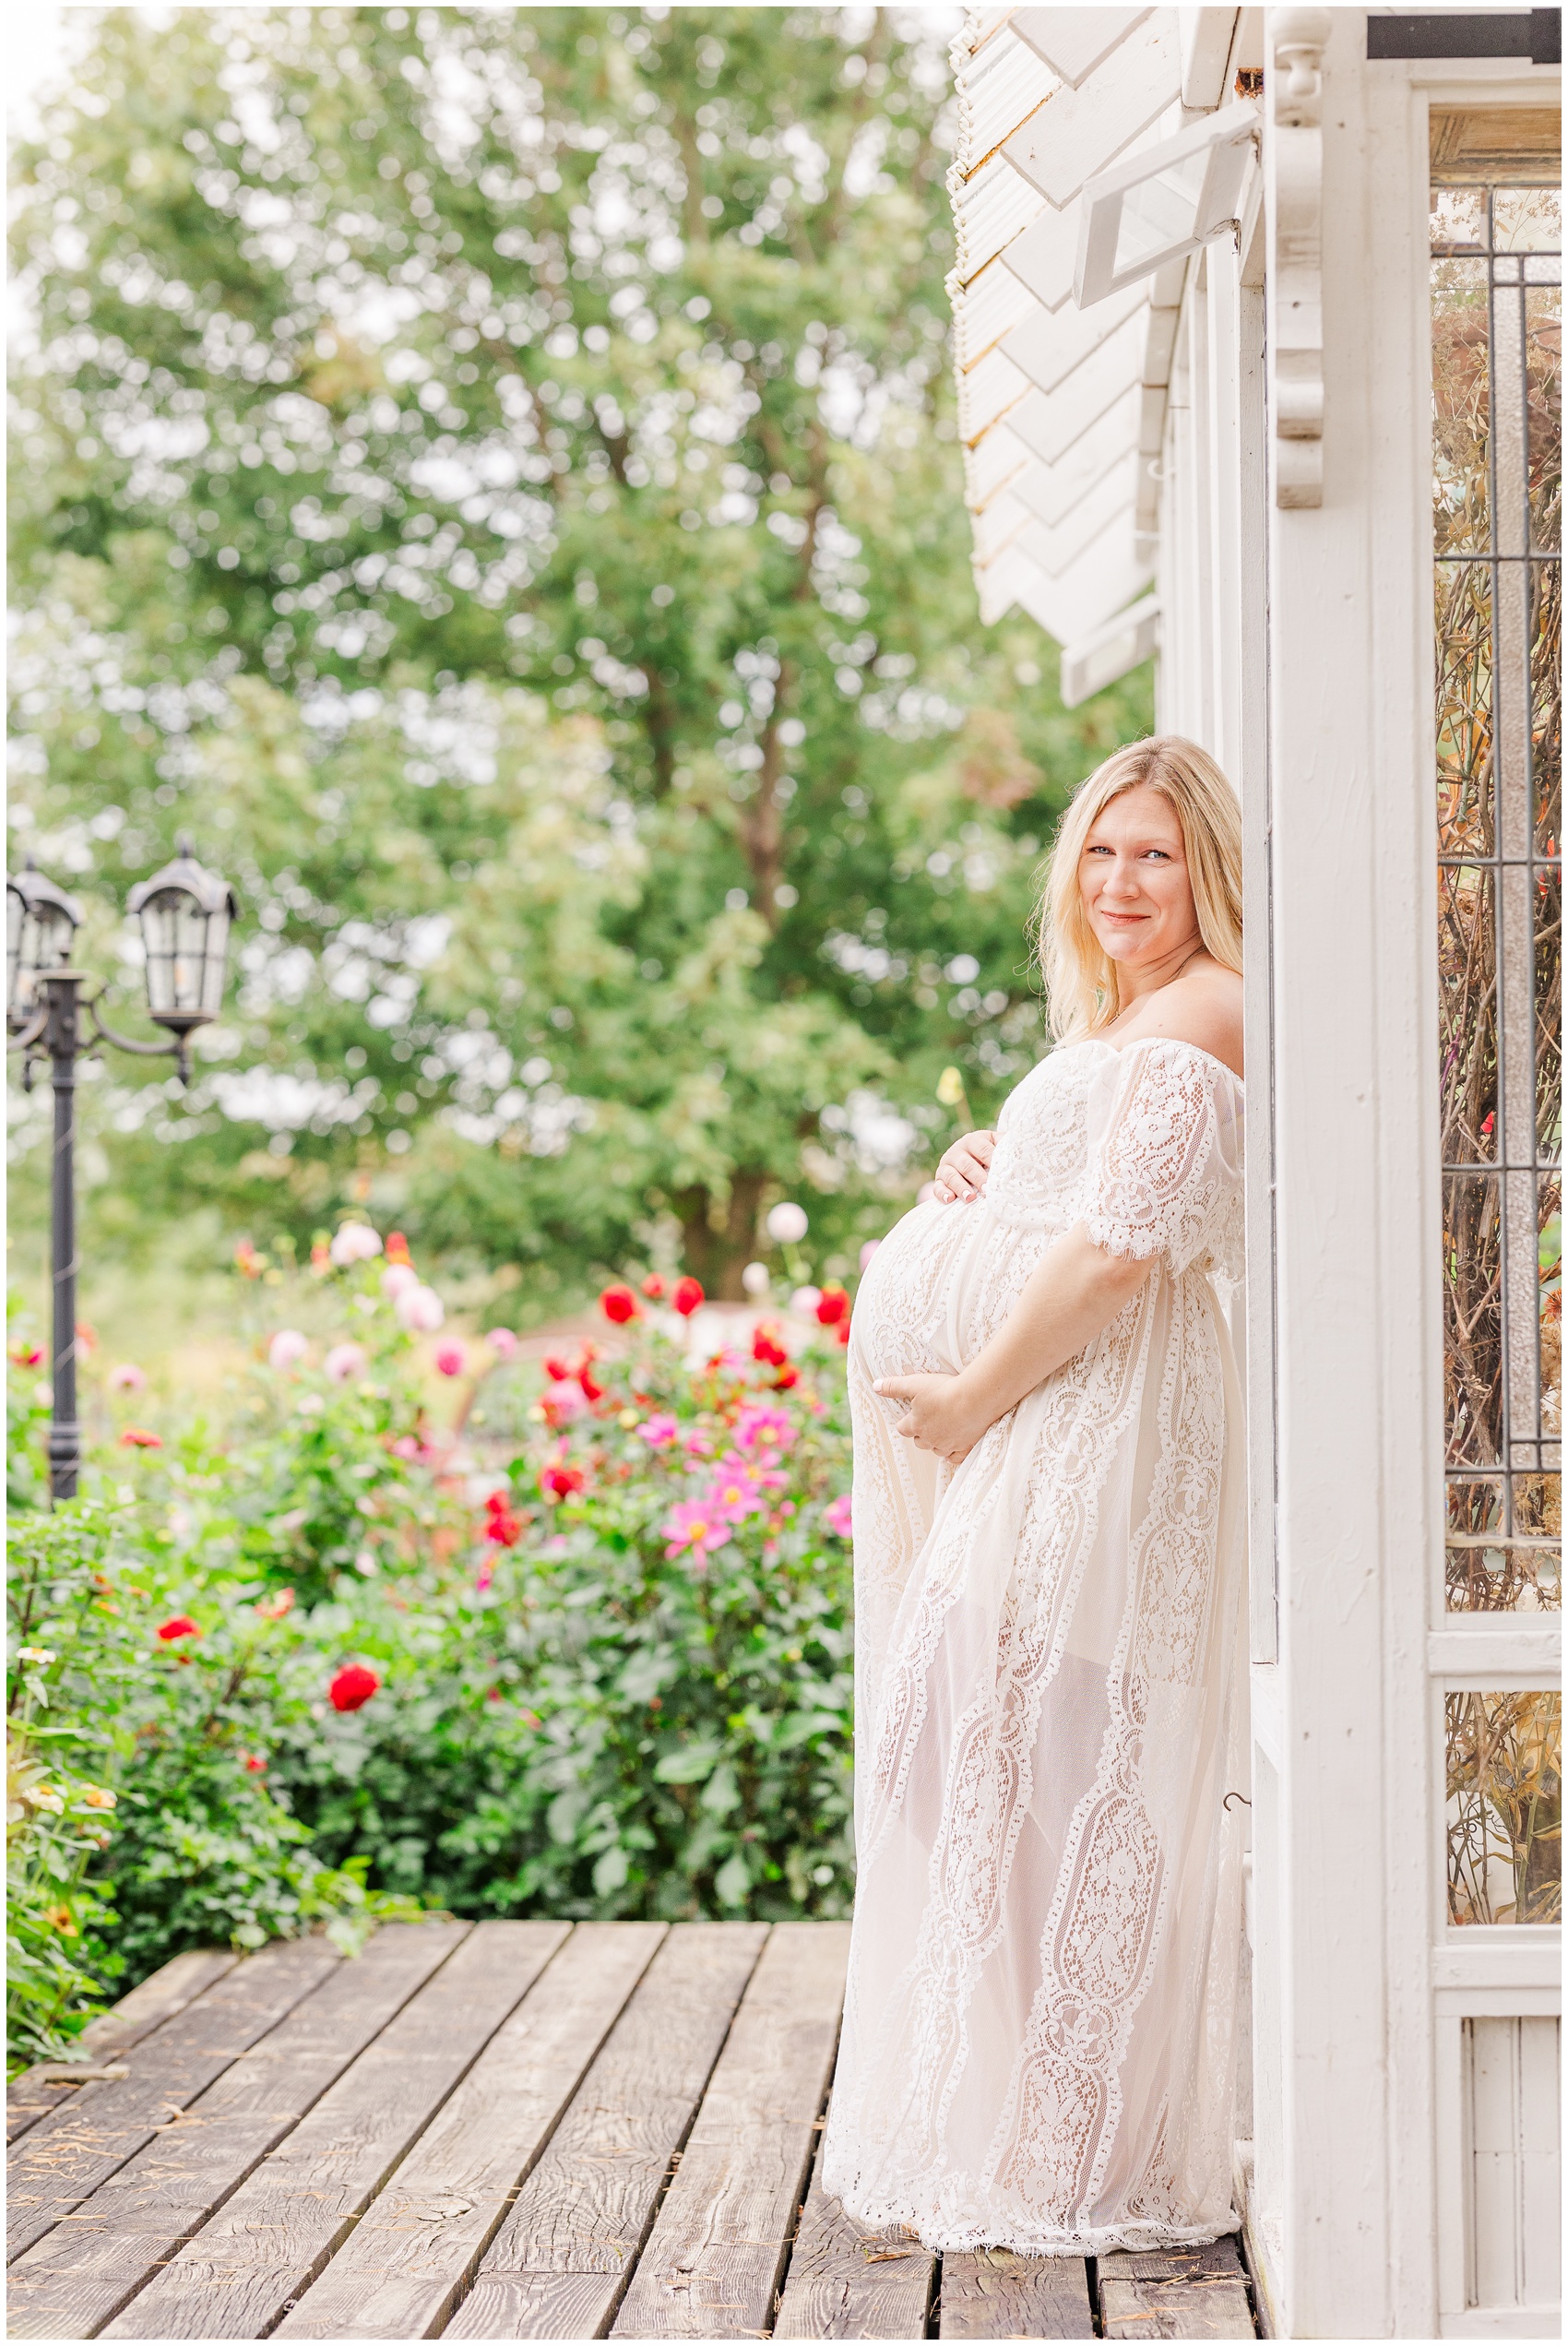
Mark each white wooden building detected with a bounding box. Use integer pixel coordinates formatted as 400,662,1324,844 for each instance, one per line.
947,7,1561,2335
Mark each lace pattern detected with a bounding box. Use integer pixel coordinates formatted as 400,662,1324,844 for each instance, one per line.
822,1031,1248,2255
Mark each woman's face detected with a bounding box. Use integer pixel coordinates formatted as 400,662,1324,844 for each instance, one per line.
1077,785,1200,970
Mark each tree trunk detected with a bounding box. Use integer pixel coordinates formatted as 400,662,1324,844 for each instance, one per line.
673,1170,769,1300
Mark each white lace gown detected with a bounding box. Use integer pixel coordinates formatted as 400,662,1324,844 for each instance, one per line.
821,1035,1248,2256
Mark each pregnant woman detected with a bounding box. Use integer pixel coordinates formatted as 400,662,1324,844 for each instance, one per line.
821,734,1248,2256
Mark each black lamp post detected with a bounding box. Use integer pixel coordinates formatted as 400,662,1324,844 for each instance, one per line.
6,840,238,1501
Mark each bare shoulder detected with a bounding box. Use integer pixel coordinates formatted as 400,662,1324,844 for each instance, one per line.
1121,963,1244,1078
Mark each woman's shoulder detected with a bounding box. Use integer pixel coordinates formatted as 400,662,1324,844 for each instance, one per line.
1114,964,1243,1080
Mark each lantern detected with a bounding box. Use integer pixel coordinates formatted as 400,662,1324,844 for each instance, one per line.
125,837,237,1036
6,858,83,1027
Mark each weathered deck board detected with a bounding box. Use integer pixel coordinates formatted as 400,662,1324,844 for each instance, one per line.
1099,2238,1254,2340
277,1920,664,2340
940,2247,1095,2340
6,1923,468,2340
448,1921,767,2342
6,1937,339,2264
773,2161,936,2340
101,1920,565,2340
6,1950,238,2147
8,1923,1259,2342
611,1919,851,2340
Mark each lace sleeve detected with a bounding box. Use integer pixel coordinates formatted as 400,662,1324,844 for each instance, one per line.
1080,1039,1244,1277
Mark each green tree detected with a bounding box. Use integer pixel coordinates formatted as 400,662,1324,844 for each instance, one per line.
9,6,1149,1302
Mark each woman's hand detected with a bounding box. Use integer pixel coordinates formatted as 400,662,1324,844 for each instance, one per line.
874,1371,993,1465
932,1128,996,1205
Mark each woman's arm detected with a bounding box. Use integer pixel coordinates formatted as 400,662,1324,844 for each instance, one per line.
875,1224,1149,1463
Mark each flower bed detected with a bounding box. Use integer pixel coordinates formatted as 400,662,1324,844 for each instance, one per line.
6,1235,855,2069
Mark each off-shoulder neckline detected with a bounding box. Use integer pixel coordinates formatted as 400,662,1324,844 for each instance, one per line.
1055,1034,1245,1090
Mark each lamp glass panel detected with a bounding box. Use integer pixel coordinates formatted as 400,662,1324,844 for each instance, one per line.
1112,147,1210,278
199,905,231,1018
6,885,24,1015
140,886,213,1018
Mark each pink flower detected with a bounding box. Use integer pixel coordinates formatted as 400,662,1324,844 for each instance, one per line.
637,1413,680,1448
434,1342,466,1377
109,1364,147,1393
707,1463,766,1524
121,1427,163,1449
324,1342,367,1384
662,1497,730,1563
860,1239,881,1272
382,1262,419,1300
680,1424,715,1459
330,1223,383,1267
395,1284,445,1334
825,1492,854,1541
390,1435,422,1459
540,1378,588,1428
268,1329,309,1373
486,1328,519,1359
732,1401,796,1454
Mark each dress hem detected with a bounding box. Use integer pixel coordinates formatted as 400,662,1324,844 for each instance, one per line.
822,2178,1242,2258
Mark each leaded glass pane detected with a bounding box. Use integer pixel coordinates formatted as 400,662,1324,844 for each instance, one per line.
1434,172,1562,1619
1445,1690,1562,1924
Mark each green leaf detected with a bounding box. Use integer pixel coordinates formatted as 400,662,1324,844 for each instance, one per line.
592,1844,631,1898
714,1853,751,1909
653,1740,725,1785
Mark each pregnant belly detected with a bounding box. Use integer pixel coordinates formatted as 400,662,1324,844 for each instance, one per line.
853,1199,1053,1387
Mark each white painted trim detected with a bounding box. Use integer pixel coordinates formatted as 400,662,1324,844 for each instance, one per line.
1434,1988,1562,2019
1264,16,1444,2331
1432,1935,1563,1996
1427,1625,1563,1685
1250,1663,1281,1765
1440,2311,1562,2339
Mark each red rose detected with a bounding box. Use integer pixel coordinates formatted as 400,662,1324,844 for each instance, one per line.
121,1428,163,1449
600,1284,639,1325
579,1365,605,1402
328,1663,380,1713
672,1276,705,1317
543,1354,573,1383
774,1364,800,1390
814,1285,849,1327
540,1463,586,1501
386,1231,412,1266
243,1754,267,1773
484,1507,522,1546
753,1324,789,1368
640,1274,666,1299
157,1615,200,1642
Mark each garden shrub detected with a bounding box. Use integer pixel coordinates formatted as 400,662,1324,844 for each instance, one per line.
6,1238,857,2064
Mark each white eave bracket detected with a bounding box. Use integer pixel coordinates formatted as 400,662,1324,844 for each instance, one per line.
1266,6,1331,507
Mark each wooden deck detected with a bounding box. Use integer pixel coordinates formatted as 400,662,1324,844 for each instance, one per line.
6,1922,1258,2340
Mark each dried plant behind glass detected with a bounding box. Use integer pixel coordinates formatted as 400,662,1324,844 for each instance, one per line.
1433,186,1561,1923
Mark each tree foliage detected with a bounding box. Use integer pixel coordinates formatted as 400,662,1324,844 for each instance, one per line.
9,6,1150,1299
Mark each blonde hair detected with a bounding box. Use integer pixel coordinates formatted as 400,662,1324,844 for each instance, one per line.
1035,735,1243,1042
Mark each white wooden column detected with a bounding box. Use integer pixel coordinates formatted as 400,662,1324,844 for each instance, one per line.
1263,7,1440,2333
